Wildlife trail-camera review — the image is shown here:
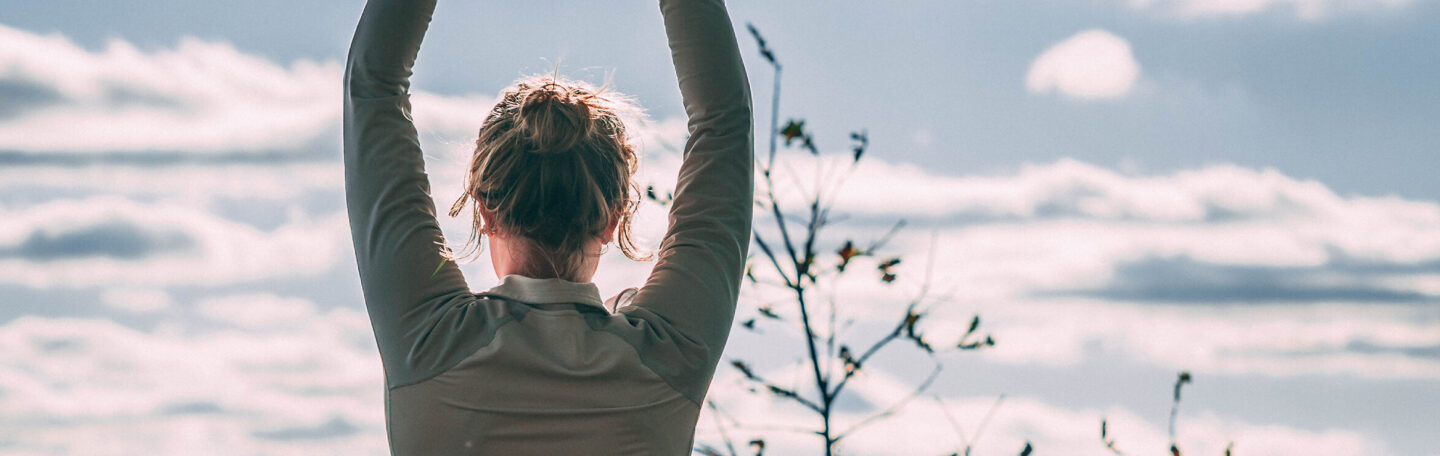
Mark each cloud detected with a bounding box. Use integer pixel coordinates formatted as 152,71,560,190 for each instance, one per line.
0,78,65,119
99,288,174,313
1026,30,1141,100
1050,255,1439,303
0,23,509,156
1121,0,1418,20
196,293,319,329
732,154,1440,379
777,157,1440,268
966,298,1440,378
0,160,342,210
0,220,192,261
0,301,387,455
0,24,339,154
694,366,1391,455
0,196,345,288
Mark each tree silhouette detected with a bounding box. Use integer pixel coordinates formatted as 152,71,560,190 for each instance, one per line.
687,23,996,456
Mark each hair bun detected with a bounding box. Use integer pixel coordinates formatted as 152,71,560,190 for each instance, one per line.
516,83,592,155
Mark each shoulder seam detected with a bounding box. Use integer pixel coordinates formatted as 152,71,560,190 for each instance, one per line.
387,295,522,390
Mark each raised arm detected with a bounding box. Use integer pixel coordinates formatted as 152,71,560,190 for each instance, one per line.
343,0,474,382
626,0,755,377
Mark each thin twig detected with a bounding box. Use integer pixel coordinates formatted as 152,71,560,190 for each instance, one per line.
827,301,914,398
752,231,796,287
832,362,944,443
731,360,824,414
970,394,1007,453
865,220,908,253
935,395,971,454
707,401,740,456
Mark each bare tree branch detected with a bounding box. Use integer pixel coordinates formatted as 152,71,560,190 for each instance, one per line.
706,401,740,456
730,360,824,414
752,231,795,287
832,362,944,443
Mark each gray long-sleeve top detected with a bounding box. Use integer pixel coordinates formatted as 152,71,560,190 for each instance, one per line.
342,0,753,453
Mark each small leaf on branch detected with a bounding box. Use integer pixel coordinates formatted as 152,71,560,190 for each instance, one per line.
767,385,798,399
836,240,860,272
757,306,780,320
747,23,765,48
731,360,758,380
957,314,993,349
911,335,933,353
878,257,902,283
1174,371,1192,401
1019,442,1033,456
749,438,766,456
741,318,756,331
839,345,860,374
781,120,806,146
1101,418,1124,455
746,23,776,65
902,311,934,353
850,130,868,163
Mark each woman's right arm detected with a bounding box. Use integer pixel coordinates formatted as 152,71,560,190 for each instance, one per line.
626,0,755,384
344,0,478,388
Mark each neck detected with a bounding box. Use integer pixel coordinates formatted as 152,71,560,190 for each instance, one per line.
488,234,600,282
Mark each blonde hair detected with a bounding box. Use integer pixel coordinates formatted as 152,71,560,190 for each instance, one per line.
446,75,649,278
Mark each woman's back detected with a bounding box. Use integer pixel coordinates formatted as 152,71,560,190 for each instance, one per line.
341,0,753,453
386,278,704,454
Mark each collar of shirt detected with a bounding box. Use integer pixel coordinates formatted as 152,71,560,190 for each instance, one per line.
479,274,607,311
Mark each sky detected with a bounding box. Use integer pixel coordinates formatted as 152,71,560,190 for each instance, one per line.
1,0,1438,454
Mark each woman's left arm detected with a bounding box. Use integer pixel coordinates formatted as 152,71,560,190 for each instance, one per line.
343,0,474,386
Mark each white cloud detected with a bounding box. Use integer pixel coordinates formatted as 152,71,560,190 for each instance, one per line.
0,163,343,209
0,24,338,153
0,196,346,288
770,156,1440,267
694,366,1391,455
733,155,1440,379
0,23,511,155
196,293,318,329
0,304,386,455
1026,30,1141,100
100,288,174,313
966,299,1440,378
1122,0,1417,19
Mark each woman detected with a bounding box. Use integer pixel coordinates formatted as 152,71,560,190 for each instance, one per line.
342,0,753,453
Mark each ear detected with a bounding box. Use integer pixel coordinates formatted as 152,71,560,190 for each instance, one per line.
601,214,621,243
478,206,497,232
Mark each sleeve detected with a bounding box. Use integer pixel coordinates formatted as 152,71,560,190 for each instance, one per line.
624,0,755,380
343,0,477,384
